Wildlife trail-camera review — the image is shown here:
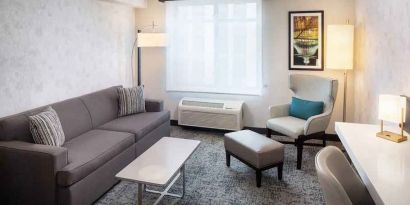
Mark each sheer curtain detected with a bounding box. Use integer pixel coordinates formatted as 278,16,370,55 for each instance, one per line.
166,0,262,95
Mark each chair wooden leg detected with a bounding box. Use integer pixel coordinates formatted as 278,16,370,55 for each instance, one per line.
296,138,304,170
226,151,231,167
256,170,262,187
323,134,327,147
266,128,272,138
278,163,283,180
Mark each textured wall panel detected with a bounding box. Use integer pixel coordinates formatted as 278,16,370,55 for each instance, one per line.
0,0,135,117
354,0,410,123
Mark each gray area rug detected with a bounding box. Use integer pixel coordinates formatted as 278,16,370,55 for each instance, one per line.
95,126,341,205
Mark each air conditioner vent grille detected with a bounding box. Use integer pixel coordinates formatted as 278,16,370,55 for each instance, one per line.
182,100,224,108
180,111,236,130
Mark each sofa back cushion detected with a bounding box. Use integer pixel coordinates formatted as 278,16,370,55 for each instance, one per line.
80,86,121,128
0,86,119,142
51,98,93,141
0,98,93,142
0,111,41,142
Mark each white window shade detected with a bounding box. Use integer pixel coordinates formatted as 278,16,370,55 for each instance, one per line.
166,0,262,95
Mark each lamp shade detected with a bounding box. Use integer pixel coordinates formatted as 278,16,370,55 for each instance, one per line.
326,25,354,70
137,33,167,47
378,95,407,123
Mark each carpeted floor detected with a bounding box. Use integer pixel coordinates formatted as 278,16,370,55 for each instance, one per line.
95,126,342,205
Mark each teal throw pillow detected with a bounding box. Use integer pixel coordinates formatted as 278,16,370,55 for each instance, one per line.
289,97,324,120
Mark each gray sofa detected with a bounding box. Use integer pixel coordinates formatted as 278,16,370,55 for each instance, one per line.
0,86,170,205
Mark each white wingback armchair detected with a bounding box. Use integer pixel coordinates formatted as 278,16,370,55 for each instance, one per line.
266,74,338,169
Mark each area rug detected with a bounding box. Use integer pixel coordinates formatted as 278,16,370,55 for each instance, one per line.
95,126,341,205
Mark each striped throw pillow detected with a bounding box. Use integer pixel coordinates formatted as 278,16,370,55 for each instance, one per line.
118,86,146,117
29,107,65,147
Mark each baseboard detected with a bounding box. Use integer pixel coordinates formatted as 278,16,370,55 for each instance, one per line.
170,120,232,133
171,119,264,133
170,120,340,141
170,119,178,126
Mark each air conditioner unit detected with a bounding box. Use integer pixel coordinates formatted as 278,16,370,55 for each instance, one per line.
178,97,244,131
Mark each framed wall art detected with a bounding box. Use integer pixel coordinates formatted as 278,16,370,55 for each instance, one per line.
289,11,324,71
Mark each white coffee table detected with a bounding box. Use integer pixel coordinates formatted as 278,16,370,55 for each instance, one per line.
116,137,200,205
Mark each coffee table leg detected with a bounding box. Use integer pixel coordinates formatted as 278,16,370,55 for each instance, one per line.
182,164,185,198
137,183,143,205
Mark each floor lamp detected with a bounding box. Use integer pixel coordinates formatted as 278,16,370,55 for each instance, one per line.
326,25,354,122
132,31,166,86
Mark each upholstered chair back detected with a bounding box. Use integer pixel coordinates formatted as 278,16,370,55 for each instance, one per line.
315,146,374,205
289,74,338,114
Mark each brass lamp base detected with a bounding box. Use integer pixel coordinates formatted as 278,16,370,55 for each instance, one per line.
376,131,407,143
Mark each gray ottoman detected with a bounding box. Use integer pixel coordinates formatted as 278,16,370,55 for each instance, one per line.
224,130,284,187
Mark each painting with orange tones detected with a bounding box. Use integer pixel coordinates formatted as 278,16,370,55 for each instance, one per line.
289,11,324,71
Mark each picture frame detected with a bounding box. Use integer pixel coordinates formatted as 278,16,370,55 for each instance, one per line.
289,11,324,71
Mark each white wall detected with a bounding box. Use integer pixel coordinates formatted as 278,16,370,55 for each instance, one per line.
0,0,135,117
354,0,410,124
136,0,356,133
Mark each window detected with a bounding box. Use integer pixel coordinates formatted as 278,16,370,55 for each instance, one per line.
166,0,262,95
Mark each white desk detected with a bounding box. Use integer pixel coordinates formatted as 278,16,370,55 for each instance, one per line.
335,122,410,205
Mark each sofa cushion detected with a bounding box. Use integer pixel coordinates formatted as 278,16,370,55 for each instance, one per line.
57,130,134,187
80,86,121,128
51,98,93,141
99,111,170,141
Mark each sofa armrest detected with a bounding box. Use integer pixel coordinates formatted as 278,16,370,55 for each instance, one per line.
304,111,332,136
0,141,68,205
145,99,164,112
269,104,290,118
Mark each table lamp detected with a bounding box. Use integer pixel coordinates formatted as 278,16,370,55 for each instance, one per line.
377,94,407,143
